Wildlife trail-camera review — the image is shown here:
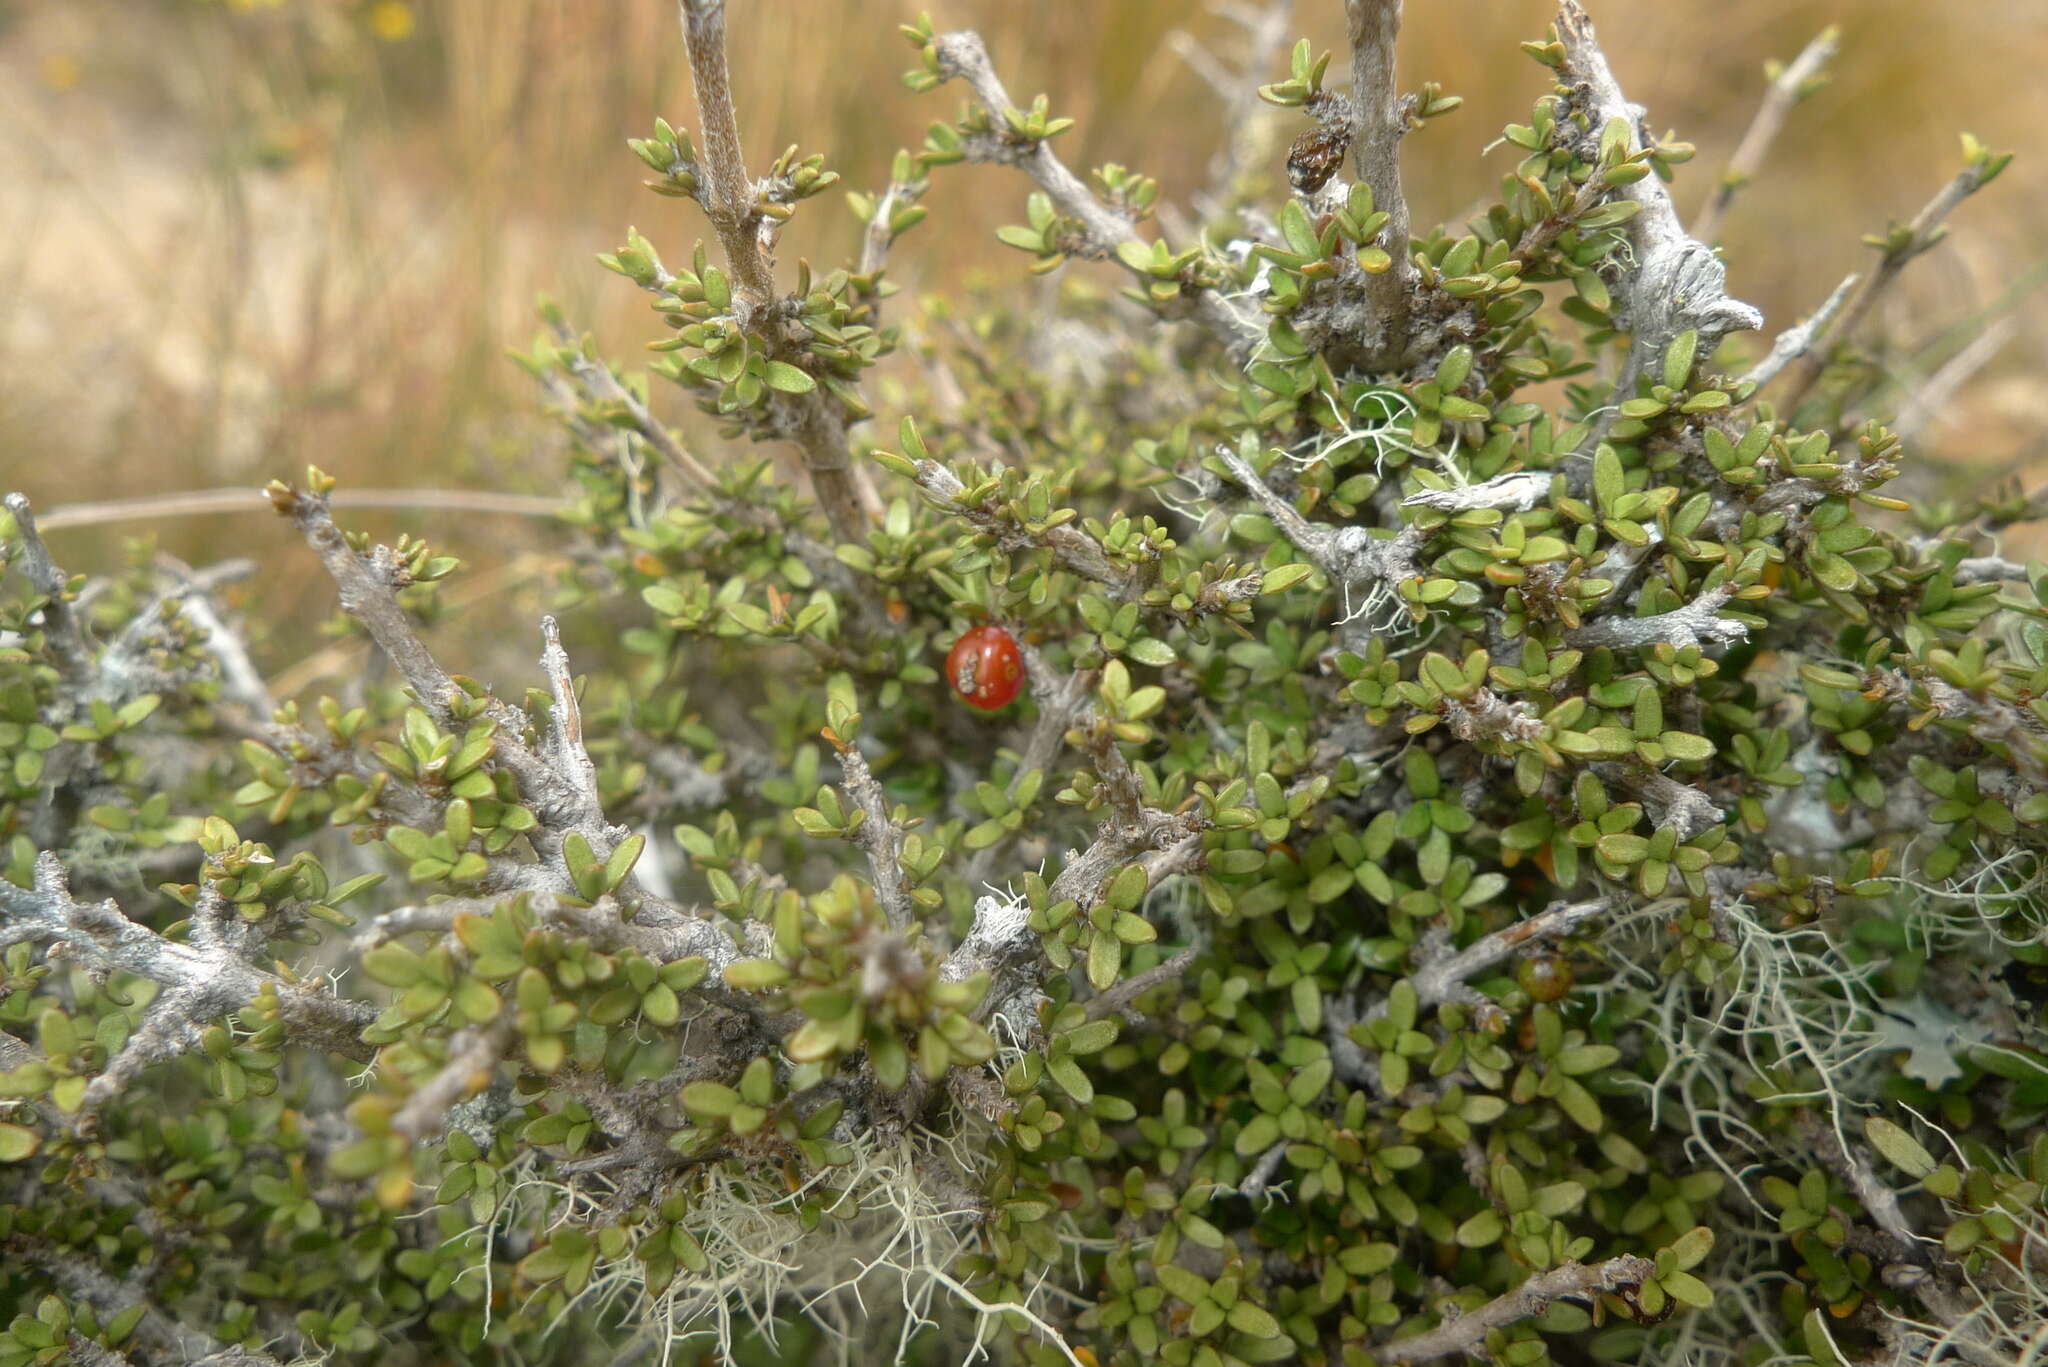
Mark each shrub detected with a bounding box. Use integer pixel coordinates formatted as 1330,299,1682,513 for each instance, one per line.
3,3,2044,1365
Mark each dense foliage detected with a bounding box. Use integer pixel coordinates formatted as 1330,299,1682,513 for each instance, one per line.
3,3,2044,1366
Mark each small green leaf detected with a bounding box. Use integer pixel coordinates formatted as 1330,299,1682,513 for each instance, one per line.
1864,1117,1936,1179
763,360,817,393
0,1122,40,1162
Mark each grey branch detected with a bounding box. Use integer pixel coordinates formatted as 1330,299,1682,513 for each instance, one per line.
674,0,879,543
1569,585,1749,652
162,560,275,716
64,1334,135,1367
540,616,606,834
1894,314,2020,443
1949,555,2032,585
1740,271,1859,391
1401,471,1550,514
1378,1254,1656,1362
1086,946,1198,1023
1598,764,1723,840
927,33,1140,259
272,484,646,892
839,745,914,932
676,0,773,311
1554,1,1761,469
1779,157,2008,409
926,29,1256,354
1343,0,1416,344
0,853,375,1065
562,344,724,495
1406,898,1612,1016
962,649,1098,890
30,486,561,533
1236,1140,1289,1202
549,336,850,595
11,1234,288,1367
911,459,1130,594
1804,1115,2015,1367
912,458,1261,627
392,1018,517,1142
4,493,94,692
1691,26,1838,243
1219,443,1426,590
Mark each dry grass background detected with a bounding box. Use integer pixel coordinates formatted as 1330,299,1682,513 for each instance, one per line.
3,0,2045,658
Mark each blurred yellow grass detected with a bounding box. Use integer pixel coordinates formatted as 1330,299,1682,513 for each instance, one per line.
5,0,2045,593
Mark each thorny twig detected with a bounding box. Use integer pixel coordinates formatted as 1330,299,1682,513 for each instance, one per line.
1405,898,1612,1018
269,482,650,898
1219,444,1426,596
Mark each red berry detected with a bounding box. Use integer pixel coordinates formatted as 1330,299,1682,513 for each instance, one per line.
946,625,1024,711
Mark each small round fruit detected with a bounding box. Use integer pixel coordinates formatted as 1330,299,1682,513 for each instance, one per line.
946,625,1024,711
1516,954,1574,1003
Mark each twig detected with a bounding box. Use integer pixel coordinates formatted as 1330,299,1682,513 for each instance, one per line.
925,29,1255,355
1401,471,1550,514
546,336,852,595
1779,158,2008,409
539,615,606,834
674,0,879,543
1553,1,1761,471
1014,649,1097,788
1343,0,1415,346
563,347,725,495
1085,946,1197,1022
1377,1255,1656,1362
1740,271,1858,392
1218,444,1426,592
910,460,1129,594
677,0,773,312
29,487,563,533
268,483,626,866
10,1235,290,1367
63,1334,135,1367
1597,764,1722,839
0,853,374,1065
1236,1140,1289,1202
838,744,914,932
3,493,93,691
1405,898,1612,1016
1691,27,1838,243
1893,314,2019,442
1804,1115,2015,1367
159,558,275,715
392,1018,517,1142
1569,585,1749,652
